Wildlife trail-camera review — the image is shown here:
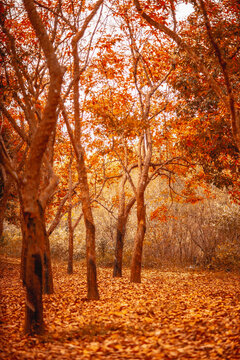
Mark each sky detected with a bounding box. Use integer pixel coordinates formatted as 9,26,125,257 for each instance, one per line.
176,2,194,21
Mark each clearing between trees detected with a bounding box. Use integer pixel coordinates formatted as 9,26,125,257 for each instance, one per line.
0,257,239,360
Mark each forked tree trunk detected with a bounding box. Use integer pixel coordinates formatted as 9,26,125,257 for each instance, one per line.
130,192,146,283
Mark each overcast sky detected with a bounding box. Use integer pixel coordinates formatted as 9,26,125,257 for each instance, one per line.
176,2,194,21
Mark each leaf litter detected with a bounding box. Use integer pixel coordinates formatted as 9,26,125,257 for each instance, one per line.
0,257,240,359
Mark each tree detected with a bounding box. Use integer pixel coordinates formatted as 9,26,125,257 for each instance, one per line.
20,0,63,334
85,3,192,281
0,0,69,295
155,0,240,201
121,10,176,283
133,0,240,150
67,152,74,274
58,0,104,299
0,0,63,334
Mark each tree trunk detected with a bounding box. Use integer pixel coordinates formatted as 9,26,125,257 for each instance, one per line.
81,166,99,300
72,26,100,299
43,222,54,294
21,199,53,294
113,197,135,278
23,204,46,334
86,215,99,300
68,228,74,274
67,155,74,274
67,197,74,274
130,193,146,283
75,147,99,299
113,216,125,278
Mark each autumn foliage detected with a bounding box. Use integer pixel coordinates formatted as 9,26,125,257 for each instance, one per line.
1,0,240,352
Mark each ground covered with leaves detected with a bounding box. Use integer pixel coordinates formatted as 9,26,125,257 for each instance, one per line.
0,257,240,359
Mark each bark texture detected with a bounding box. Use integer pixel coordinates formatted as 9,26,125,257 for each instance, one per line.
21,201,53,294
77,148,99,300
67,156,74,274
113,195,135,278
23,205,45,334
129,130,152,283
130,192,146,283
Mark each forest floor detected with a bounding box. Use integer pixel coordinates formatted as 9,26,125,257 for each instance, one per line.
0,256,240,360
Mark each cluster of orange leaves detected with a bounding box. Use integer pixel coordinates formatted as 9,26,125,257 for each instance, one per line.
150,205,170,222
0,257,240,359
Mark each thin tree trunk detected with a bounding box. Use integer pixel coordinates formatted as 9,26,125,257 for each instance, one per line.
68,226,74,274
113,216,125,278
130,132,151,283
67,155,74,274
113,197,135,277
130,193,146,283
77,148,99,299
86,220,99,300
72,12,102,298
113,182,126,278
42,214,54,294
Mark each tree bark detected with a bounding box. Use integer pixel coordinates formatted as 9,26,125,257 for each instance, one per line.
20,197,53,294
130,131,152,283
77,148,99,300
42,211,54,294
113,217,125,278
68,225,74,274
130,192,146,283
113,195,135,277
23,203,45,334
67,155,74,274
